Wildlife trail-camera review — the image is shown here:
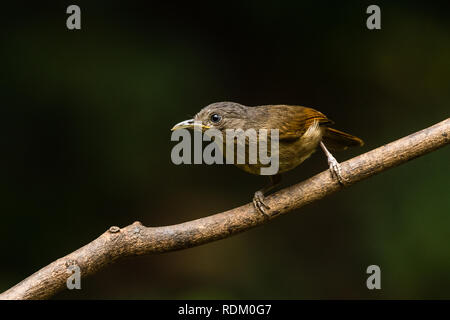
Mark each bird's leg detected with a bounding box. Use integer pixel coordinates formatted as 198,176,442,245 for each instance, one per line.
253,174,282,216
319,141,347,185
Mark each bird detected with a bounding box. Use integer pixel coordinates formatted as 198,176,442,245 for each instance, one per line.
171,102,364,215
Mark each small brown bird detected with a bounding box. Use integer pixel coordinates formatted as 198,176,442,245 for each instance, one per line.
171,102,363,214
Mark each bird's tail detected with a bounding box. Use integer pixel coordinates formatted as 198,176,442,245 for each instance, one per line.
322,127,364,151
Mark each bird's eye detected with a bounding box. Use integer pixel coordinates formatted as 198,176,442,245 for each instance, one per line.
210,113,222,123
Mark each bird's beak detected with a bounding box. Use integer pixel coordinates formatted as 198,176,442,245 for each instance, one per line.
171,119,211,131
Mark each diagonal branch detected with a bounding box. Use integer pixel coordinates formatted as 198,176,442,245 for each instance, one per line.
1,118,449,300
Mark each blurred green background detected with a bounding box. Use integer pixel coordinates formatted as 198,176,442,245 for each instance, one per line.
1,1,449,299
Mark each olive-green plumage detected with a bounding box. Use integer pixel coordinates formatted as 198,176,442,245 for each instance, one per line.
190,102,363,175
172,101,364,214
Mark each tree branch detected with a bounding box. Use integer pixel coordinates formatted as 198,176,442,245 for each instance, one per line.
1,119,449,300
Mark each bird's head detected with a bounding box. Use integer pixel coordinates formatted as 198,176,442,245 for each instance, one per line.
171,102,248,132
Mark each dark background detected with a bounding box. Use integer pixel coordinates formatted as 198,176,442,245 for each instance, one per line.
1,1,449,299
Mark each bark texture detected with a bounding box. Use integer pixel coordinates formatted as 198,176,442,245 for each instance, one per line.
1,118,449,300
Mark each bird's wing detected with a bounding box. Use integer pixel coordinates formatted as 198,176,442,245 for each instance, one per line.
264,105,332,141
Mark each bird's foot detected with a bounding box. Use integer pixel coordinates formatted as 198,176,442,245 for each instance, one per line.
320,141,348,185
327,155,347,185
253,191,270,216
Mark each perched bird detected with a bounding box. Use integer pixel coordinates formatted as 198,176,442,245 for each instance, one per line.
171,102,364,215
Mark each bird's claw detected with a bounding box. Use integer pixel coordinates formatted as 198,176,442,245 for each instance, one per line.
328,157,347,185
253,191,270,216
